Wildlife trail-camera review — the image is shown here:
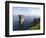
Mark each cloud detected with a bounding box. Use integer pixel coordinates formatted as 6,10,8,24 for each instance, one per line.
12,7,40,16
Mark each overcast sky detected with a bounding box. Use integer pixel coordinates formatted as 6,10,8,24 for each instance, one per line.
12,7,40,16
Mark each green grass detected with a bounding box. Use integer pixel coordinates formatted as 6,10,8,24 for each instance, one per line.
29,23,40,30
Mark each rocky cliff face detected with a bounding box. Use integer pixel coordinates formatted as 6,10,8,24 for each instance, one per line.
30,18,40,26
29,18,40,30
18,15,24,30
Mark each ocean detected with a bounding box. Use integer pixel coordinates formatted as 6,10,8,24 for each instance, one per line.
13,15,39,31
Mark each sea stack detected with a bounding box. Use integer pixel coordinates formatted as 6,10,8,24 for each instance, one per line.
18,15,24,30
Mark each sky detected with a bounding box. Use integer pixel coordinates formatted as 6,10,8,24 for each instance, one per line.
12,7,40,16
